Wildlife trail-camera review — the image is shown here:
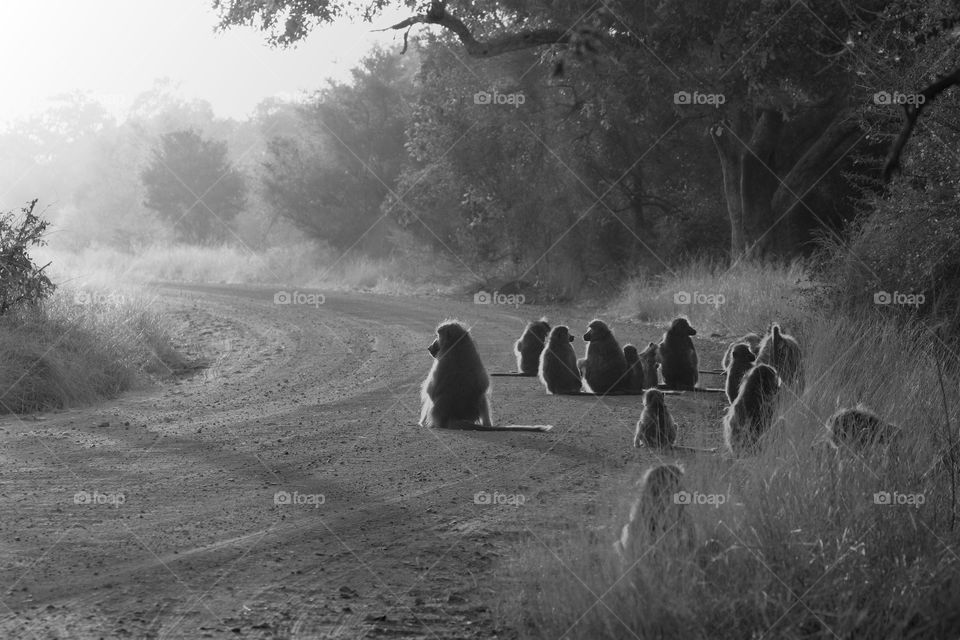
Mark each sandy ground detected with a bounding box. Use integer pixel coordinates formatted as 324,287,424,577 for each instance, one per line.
0,284,729,639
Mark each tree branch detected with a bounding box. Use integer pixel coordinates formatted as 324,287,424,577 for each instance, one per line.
883,66,960,183
376,0,572,57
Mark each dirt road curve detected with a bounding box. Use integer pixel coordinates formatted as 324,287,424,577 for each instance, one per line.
0,284,727,639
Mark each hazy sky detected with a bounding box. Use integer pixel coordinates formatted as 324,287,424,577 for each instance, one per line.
0,0,408,127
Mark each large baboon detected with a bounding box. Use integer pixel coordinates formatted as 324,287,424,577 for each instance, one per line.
539,325,582,394
577,319,629,395
723,364,781,455
756,323,803,389
658,317,699,390
623,344,645,393
635,388,677,448
825,404,900,450
615,464,693,558
515,318,551,376
420,320,551,431
725,343,756,404
721,333,761,370
638,342,659,389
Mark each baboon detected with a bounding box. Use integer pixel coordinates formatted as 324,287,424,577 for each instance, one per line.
634,388,677,448
514,318,551,376
623,344,645,393
722,364,781,455
539,325,582,394
721,333,761,370
420,320,552,432
577,319,629,395
756,323,803,389
615,464,693,557
638,342,659,389
725,343,756,404
658,317,699,390
825,404,900,450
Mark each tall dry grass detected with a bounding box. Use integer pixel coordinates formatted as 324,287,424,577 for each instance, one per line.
507,276,960,638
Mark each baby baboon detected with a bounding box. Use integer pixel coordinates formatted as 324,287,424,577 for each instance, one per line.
615,464,693,557
539,325,582,395
825,404,900,450
623,344,645,393
722,364,781,455
420,320,551,432
658,317,699,390
515,318,551,376
577,319,629,395
634,388,677,448
721,333,761,370
756,323,803,389
638,342,659,389
725,343,756,404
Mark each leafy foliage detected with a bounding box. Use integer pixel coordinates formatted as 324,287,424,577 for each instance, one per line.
141,129,247,245
0,200,55,315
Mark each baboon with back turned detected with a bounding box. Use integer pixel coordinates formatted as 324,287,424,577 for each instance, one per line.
639,342,659,389
634,388,677,448
723,364,781,455
515,318,551,375
615,464,694,558
756,323,803,389
658,317,699,390
577,319,629,395
725,343,756,404
539,325,582,394
623,344,645,393
420,320,551,431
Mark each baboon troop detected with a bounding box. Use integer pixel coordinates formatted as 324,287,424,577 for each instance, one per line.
825,404,899,450
658,317,699,390
723,364,781,455
615,464,690,557
725,343,756,404
634,388,677,448
578,319,629,395
539,325,582,395
756,323,803,389
515,318,551,376
420,320,492,429
638,342,659,390
622,344,645,393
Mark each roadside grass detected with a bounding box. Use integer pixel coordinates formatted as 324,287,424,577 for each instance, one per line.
506,275,960,638
0,287,190,413
610,259,810,339
38,241,466,295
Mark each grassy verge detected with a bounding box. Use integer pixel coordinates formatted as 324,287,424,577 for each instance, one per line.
0,287,190,413
506,265,960,638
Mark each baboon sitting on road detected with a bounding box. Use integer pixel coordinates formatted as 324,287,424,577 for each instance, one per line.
515,318,551,376
658,317,699,390
577,319,629,395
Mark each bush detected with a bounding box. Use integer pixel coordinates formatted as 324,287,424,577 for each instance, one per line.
0,200,55,314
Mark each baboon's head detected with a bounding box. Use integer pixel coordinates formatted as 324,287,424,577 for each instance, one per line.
770,323,783,339
583,319,612,342
548,325,575,346
430,320,471,359
623,344,639,363
639,342,658,361
731,343,756,363
640,463,685,505
643,387,665,407
751,364,781,395
527,318,551,342
669,317,697,337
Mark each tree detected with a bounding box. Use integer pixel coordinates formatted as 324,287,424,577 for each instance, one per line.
216,0,960,261
141,130,246,244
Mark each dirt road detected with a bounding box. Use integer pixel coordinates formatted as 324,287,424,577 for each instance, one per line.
0,284,728,639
